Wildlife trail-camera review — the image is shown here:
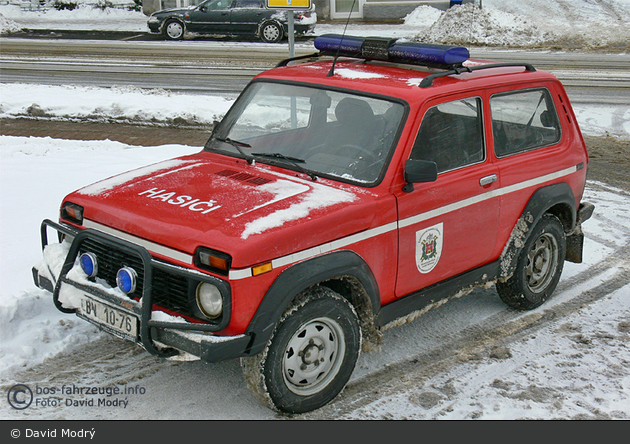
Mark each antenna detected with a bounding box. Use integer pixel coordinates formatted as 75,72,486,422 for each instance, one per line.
327,0,358,77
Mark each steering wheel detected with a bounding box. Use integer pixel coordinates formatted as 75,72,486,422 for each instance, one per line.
338,144,379,164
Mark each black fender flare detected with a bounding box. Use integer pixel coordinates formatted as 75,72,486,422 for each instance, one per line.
499,182,576,278
244,250,381,355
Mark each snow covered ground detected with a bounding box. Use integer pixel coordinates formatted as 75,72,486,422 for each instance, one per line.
1,0,629,420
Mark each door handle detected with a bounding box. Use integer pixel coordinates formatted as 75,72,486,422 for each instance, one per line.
480,174,498,186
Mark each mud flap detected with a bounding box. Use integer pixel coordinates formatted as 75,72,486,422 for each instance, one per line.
565,202,595,264
565,227,584,263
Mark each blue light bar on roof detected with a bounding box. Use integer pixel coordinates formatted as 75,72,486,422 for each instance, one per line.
389,42,469,66
314,34,364,55
314,34,469,68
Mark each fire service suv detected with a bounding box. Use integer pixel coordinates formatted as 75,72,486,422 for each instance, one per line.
33,34,594,413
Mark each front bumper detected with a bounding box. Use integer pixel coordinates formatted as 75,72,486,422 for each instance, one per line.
33,219,252,363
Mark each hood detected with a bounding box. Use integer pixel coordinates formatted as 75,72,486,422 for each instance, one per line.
153,7,192,16
66,152,375,268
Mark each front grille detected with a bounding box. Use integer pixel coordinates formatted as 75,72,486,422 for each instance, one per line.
80,238,145,293
79,237,194,318
153,268,193,317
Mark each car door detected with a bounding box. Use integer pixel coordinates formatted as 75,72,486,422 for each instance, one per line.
395,94,501,298
230,0,268,35
187,0,233,34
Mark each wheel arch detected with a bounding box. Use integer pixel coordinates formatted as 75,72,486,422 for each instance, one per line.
244,250,382,356
499,182,576,279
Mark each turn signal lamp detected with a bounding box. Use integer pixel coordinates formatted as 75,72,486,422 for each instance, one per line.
195,247,231,276
252,262,273,277
61,202,84,225
314,34,469,68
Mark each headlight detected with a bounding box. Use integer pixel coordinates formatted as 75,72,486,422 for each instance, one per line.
148,16,160,23
196,283,223,319
61,202,84,225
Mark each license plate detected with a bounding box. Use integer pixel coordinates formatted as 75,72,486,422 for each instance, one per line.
77,294,139,341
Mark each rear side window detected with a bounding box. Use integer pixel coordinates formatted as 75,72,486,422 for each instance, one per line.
234,0,262,7
491,88,561,157
410,97,485,173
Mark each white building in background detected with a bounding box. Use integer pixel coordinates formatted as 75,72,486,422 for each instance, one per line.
142,0,475,21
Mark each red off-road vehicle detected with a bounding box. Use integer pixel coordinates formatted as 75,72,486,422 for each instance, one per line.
33,35,594,413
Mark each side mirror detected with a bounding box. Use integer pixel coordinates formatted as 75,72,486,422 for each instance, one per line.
403,159,437,192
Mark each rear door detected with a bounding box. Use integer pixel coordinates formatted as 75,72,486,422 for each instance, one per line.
230,0,268,35
187,0,233,34
395,94,501,297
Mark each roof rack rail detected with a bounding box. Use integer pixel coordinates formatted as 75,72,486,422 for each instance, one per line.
419,62,536,88
276,52,320,68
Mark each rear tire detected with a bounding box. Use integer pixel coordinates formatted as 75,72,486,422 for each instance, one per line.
259,20,283,43
241,287,361,414
497,213,566,310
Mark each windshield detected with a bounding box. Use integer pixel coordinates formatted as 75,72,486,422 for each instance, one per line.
205,81,405,185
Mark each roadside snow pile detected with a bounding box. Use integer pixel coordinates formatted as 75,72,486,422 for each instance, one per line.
402,5,443,29
0,83,234,126
421,4,549,47
406,2,630,51
0,13,22,34
0,290,102,376
0,3,147,32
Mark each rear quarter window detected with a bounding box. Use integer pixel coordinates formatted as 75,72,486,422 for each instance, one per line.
491,88,561,158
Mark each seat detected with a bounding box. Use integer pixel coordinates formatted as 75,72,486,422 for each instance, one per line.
330,97,378,148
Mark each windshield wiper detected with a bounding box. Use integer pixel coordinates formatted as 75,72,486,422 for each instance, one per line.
252,152,318,181
213,137,255,164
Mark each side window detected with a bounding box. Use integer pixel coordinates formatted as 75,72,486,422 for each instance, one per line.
234,0,262,8
410,97,484,173
206,0,232,10
491,88,561,157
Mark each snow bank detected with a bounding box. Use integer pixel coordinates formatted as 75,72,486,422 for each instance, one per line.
0,83,234,126
404,1,630,50
0,12,22,33
421,4,549,47
0,3,147,32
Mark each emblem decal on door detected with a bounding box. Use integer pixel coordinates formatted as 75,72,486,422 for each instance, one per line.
416,223,443,274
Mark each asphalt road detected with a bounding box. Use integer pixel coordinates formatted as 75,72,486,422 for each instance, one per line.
1,32,630,103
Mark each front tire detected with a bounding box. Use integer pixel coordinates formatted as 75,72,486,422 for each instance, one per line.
497,213,566,310
164,19,185,40
241,287,361,414
259,21,283,43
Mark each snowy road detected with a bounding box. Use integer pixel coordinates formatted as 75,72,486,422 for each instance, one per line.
2,38,629,102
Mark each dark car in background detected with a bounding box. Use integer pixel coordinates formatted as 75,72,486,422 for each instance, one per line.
147,0,317,42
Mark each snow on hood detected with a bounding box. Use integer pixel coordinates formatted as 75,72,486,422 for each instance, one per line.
240,179,355,239
68,152,357,261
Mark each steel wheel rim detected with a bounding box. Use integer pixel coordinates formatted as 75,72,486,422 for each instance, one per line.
526,232,558,293
263,25,280,41
282,317,345,396
166,22,183,39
